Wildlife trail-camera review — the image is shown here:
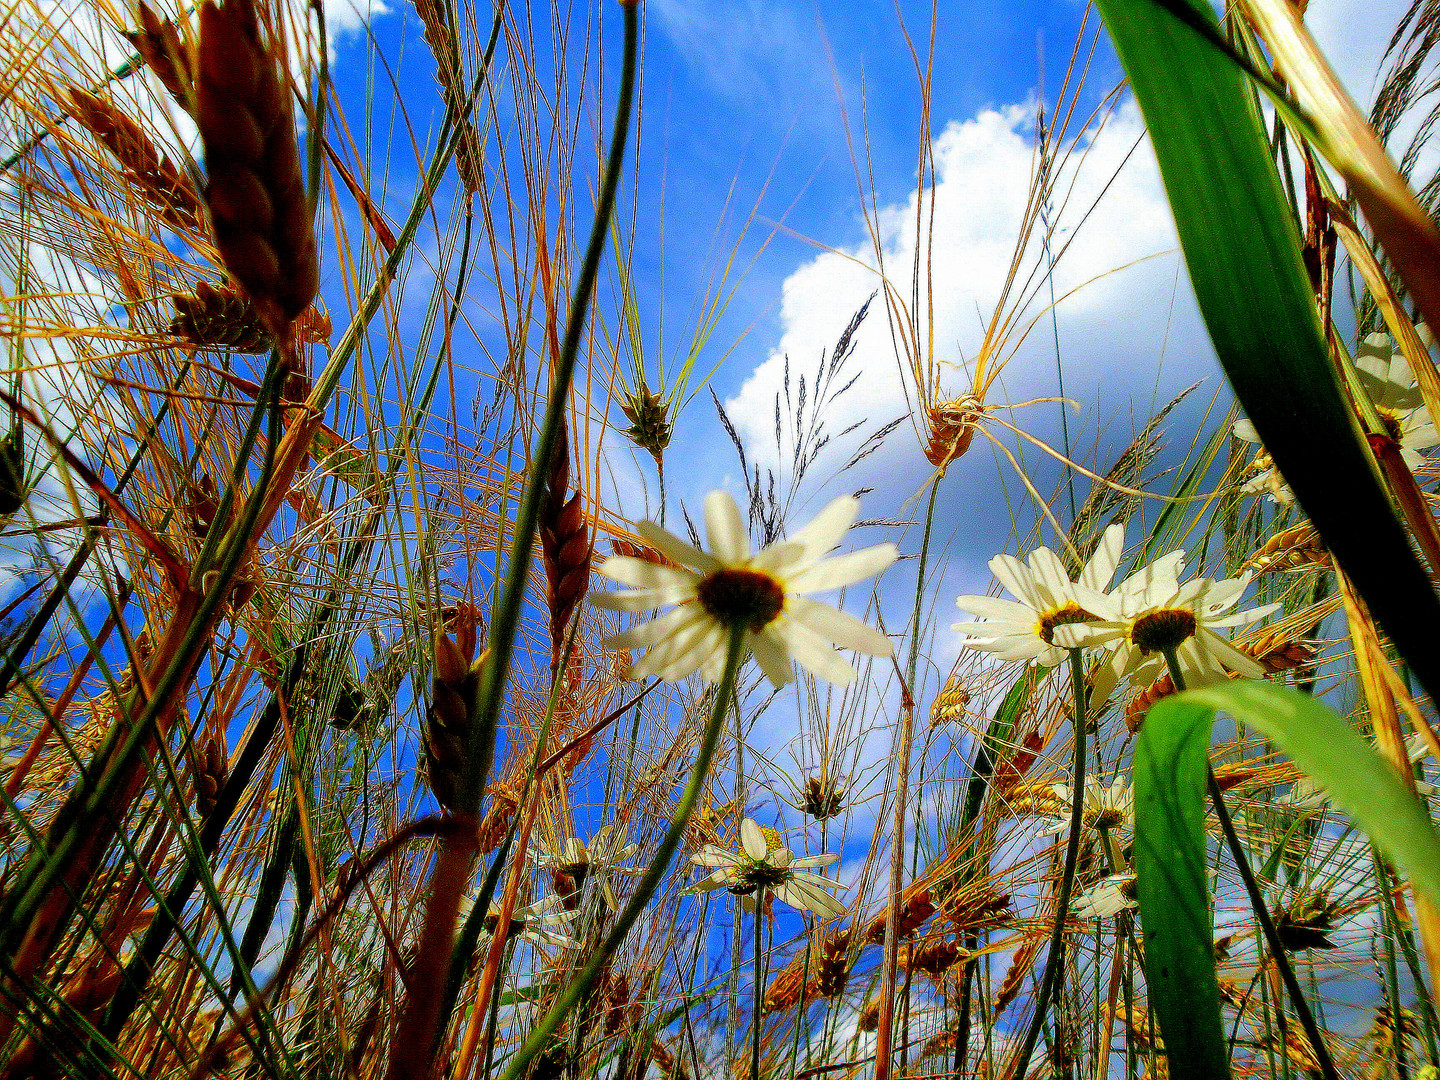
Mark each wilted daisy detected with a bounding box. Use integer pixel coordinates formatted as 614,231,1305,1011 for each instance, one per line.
1039,776,1133,837
590,491,897,688
465,894,581,951
952,524,1124,667
533,823,644,910
1073,873,1138,918
1054,555,1279,701
685,818,845,919
1354,330,1439,469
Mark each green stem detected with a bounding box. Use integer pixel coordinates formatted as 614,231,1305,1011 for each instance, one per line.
1159,647,1339,1080
752,889,766,1080
495,622,748,1080
1009,647,1088,1080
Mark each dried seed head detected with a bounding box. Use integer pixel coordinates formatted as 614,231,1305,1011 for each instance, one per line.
66,86,201,233
620,384,672,461
423,629,486,812
762,963,806,1013
125,2,196,111
196,0,318,336
170,280,330,352
863,885,935,945
899,933,968,977
810,926,853,998
1244,522,1330,573
800,774,846,820
924,396,980,468
928,675,971,728
540,425,592,670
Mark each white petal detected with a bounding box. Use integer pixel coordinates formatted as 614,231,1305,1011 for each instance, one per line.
785,543,897,594
685,870,736,894
653,620,727,683
606,605,702,650
741,819,768,860
778,877,846,919
787,595,892,656
704,491,749,564
791,852,839,870
590,583,698,612
773,614,857,685
594,556,697,591
1200,630,1266,679
1081,525,1125,592
1232,418,1260,443
953,595,1032,622
991,554,1044,609
750,626,795,689
1027,546,1073,605
779,494,858,571
691,849,740,868
635,520,720,573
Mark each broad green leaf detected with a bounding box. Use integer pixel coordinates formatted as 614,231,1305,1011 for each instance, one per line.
1092,0,1440,703
1133,694,1229,1080
1156,682,1440,908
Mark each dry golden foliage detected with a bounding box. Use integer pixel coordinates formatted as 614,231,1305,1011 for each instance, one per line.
1244,521,1331,573
928,674,971,728
196,0,318,335
923,396,980,468
65,86,201,233
169,280,331,353
124,1,196,110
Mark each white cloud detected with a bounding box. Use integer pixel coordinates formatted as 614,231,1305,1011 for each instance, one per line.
724,96,1203,490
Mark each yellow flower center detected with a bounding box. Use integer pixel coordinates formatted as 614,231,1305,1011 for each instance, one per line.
1036,602,1097,646
696,568,785,632
1130,608,1198,654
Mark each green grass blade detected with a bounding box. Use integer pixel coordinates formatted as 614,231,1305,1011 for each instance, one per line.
1157,682,1440,908
1133,694,1229,1080
1093,0,1440,703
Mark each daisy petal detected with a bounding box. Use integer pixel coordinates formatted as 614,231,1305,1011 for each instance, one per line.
780,494,858,570
705,490,749,563
750,626,795,688
786,543,898,594
741,819,768,860
787,595,892,656
776,614,857,685
594,556,698,591
635,520,720,573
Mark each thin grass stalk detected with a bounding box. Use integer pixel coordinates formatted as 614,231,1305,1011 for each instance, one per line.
1158,649,1338,1080
384,6,637,1074
1006,648,1087,1080
495,622,747,1080
752,889,766,1080
876,474,942,1080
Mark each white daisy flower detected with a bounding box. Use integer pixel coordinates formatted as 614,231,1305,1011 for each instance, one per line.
589,491,897,688
952,524,1124,667
1038,776,1134,837
685,818,845,920
1232,419,1295,505
533,823,644,910
1354,330,1439,470
1073,873,1138,918
1054,555,1279,702
464,894,581,951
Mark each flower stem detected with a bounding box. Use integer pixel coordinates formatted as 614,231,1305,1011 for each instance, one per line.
1158,647,1339,1080
494,622,748,1080
752,889,766,1080
1009,648,1088,1080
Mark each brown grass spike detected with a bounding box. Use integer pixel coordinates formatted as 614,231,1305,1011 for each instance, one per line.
66,87,201,233
124,2,195,112
539,422,592,673
196,0,318,337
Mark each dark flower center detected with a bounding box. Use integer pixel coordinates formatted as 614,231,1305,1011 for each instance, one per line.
1130,608,1198,654
1378,408,1405,443
1037,602,1097,645
696,568,785,631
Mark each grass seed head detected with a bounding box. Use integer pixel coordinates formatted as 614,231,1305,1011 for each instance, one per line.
66,86,201,233
125,2,196,112
620,383,673,462
196,0,318,335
